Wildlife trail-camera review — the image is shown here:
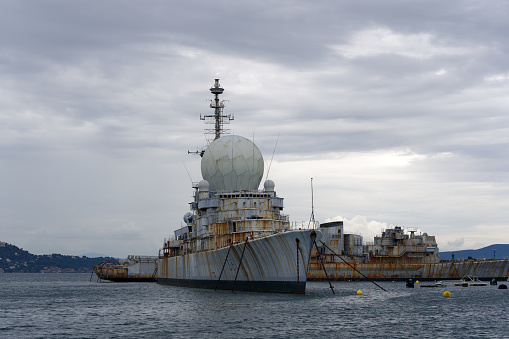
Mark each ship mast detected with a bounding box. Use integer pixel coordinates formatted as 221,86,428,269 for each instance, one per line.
200,79,234,143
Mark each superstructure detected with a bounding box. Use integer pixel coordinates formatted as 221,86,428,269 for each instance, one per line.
309,221,509,281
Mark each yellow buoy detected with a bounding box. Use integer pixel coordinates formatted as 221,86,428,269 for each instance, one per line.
443,291,451,297
356,290,363,295
416,280,419,284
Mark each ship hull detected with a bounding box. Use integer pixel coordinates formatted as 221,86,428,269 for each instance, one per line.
307,259,509,281
93,256,158,282
99,277,156,282
158,230,314,293
157,278,301,292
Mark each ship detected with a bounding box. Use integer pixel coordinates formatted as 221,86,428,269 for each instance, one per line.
156,79,317,293
93,80,508,285
93,255,158,282
308,221,509,281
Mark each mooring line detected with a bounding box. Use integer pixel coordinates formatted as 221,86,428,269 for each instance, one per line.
296,239,300,293
313,240,335,294
232,237,249,292
320,241,387,292
215,244,232,290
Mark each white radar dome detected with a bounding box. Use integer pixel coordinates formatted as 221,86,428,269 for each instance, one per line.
201,135,264,191
264,180,275,192
198,180,210,192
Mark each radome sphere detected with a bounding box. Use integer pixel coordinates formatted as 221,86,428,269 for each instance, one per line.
264,179,275,192
201,135,264,191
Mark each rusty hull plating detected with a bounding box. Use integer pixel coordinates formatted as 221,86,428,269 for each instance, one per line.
158,185,316,293
309,221,509,281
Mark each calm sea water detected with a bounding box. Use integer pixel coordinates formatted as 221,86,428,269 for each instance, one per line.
0,273,507,338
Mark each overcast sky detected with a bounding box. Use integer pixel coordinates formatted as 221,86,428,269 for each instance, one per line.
2,0,508,257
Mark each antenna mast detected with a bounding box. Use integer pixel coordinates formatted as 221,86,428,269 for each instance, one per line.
308,178,316,229
200,79,234,143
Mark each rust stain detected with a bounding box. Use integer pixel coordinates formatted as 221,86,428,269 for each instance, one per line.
307,259,509,280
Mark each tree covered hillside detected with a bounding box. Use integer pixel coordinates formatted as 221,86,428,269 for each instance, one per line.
0,241,112,273
440,244,509,260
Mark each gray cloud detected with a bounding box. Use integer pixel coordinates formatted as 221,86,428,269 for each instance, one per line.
1,0,508,256
448,238,465,248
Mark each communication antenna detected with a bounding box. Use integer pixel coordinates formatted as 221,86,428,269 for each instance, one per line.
231,130,234,190
181,161,194,183
265,133,280,181
189,79,234,156
308,178,316,229
200,79,234,143
249,132,255,189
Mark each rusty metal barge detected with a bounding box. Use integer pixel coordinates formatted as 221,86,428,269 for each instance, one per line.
93,255,158,282
157,79,316,293
309,221,509,281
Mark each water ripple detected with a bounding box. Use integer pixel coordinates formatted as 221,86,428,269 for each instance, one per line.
0,274,507,338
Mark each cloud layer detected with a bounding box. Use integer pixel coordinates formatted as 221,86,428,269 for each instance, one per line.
1,0,508,256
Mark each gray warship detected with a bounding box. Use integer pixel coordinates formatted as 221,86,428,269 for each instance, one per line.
157,79,316,293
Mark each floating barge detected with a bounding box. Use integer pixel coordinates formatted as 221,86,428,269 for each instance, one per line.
93,255,158,282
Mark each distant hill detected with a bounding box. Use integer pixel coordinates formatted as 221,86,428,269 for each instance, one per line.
0,241,114,273
440,244,509,260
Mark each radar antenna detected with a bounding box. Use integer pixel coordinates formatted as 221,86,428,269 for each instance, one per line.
200,79,234,143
